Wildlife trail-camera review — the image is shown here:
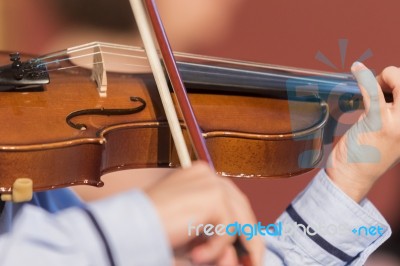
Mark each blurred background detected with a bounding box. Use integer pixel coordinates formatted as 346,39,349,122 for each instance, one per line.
0,0,399,264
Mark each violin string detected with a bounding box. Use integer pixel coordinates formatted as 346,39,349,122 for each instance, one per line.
38,42,145,60
44,61,151,73
34,41,354,80
39,51,147,66
38,51,151,73
39,51,148,67
42,42,145,58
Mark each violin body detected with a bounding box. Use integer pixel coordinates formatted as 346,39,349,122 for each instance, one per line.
0,46,330,193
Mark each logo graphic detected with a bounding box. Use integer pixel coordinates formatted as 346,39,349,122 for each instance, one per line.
315,39,373,71
352,225,385,236
286,39,382,167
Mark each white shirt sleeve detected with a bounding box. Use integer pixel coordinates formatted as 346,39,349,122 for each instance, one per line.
263,169,392,266
0,170,391,265
0,190,172,266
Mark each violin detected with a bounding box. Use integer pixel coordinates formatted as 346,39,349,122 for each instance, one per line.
2,2,390,265
0,41,367,201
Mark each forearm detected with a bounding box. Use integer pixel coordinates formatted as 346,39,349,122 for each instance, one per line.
0,190,172,266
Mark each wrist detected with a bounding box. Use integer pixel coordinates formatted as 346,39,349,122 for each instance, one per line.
325,166,371,203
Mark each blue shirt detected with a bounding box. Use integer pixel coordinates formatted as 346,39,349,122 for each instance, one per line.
0,170,391,265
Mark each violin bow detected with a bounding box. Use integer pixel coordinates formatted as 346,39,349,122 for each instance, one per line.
129,0,252,265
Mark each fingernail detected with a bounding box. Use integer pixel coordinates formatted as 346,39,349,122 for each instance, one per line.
351,61,365,72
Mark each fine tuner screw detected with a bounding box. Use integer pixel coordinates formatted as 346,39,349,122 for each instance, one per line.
10,52,21,62
9,52,24,80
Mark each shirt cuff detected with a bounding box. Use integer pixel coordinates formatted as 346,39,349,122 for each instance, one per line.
88,190,173,266
277,169,391,265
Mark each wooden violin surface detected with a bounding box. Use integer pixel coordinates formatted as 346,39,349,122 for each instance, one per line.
0,49,328,193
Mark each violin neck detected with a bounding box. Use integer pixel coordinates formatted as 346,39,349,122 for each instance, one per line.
177,59,362,103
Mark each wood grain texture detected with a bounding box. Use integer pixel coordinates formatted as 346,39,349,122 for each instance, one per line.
0,52,326,193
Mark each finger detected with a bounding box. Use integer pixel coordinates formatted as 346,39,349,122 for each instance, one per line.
352,61,385,109
190,191,237,264
376,66,400,107
351,62,385,129
180,160,214,179
221,179,265,266
216,245,239,266
191,234,237,264
162,161,215,189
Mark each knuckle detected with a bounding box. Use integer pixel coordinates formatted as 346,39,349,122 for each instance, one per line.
194,160,210,169
382,66,400,81
382,66,397,75
207,179,224,197
193,161,214,175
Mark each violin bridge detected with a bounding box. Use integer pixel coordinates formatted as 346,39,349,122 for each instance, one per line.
91,45,108,97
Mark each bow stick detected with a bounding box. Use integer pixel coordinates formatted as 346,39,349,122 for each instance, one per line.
129,0,252,265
